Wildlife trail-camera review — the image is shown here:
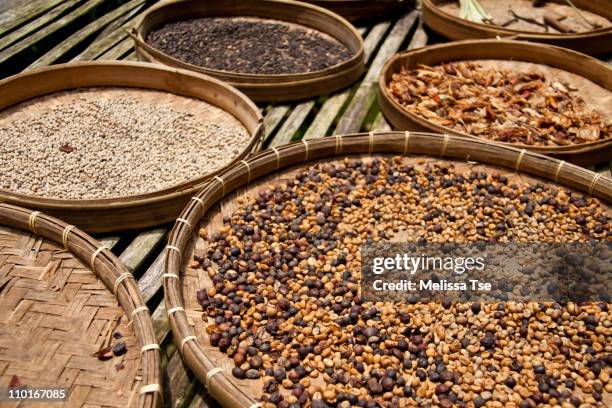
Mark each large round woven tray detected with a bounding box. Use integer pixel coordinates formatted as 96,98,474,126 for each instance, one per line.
0,61,263,233
162,132,610,408
305,0,413,21
0,203,162,407
130,0,365,102
422,0,612,56
378,40,612,166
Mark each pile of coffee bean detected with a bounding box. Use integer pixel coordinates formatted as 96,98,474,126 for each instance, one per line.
146,17,353,75
194,157,610,407
0,89,250,199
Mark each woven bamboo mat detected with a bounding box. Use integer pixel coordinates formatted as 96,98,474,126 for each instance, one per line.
0,225,142,407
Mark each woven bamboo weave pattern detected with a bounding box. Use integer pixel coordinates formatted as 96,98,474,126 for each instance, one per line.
0,225,142,407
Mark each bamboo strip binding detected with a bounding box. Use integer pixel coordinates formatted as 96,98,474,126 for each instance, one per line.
554,161,566,183
191,196,205,211
403,131,411,155
90,246,106,275
132,306,150,319
515,149,527,172
241,160,252,183
176,218,193,231
163,132,610,408
168,306,185,315
62,225,75,249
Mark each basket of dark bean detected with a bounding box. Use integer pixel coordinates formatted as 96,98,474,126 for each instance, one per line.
163,132,610,408
304,0,413,22
131,0,365,102
422,0,612,55
0,203,162,407
0,61,263,233
379,40,612,166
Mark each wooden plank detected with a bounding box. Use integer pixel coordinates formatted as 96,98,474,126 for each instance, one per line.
97,36,134,60
262,105,290,139
369,20,428,133
0,0,65,37
268,101,316,148
0,0,81,52
188,388,218,408
28,0,145,69
73,30,128,61
335,10,419,135
74,4,144,61
303,21,391,140
303,91,351,140
137,249,165,303
370,112,392,132
98,236,120,250
164,348,197,408
123,51,137,61
188,390,216,408
0,0,108,66
407,20,428,50
360,23,390,63
96,1,143,39
118,228,166,273
0,0,25,14
151,300,169,344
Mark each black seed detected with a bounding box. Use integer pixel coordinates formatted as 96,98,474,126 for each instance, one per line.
381,377,394,392
246,369,260,379
504,376,517,388
112,342,127,356
480,334,495,349
232,367,245,379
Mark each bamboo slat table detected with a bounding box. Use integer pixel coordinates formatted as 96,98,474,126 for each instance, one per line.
0,1,610,407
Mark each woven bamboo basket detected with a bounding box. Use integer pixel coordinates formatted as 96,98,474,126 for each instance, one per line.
422,0,612,55
305,0,413,21
0,61,263,233
378,40,612,166
0,203,162,407
130,0,365,102
162,132,610,408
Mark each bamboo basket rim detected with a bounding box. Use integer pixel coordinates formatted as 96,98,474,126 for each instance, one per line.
378,39,612,153
132,0,365,80
0,203,162,408
163,132,610,408
0,61,264,210
422,0,612,38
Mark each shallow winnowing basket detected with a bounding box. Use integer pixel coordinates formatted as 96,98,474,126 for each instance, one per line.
0,204,162,407
162,132,610,408
0,62,263,233
378,40,612,166
130,0,365,102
